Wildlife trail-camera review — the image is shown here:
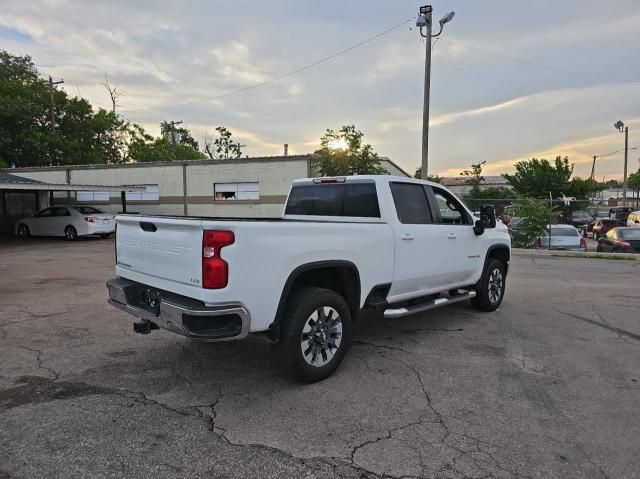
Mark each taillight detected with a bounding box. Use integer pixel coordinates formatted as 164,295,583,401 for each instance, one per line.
580,238,586,249
202,230,235,289
534,238,541,248
84,216,96,223
619,241,631,249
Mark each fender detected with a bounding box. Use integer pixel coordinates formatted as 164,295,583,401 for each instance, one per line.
268,260,361,341
484,243,511,273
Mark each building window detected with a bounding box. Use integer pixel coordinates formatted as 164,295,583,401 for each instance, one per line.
126,185,159,201
214,182,259,201
76,191,110,202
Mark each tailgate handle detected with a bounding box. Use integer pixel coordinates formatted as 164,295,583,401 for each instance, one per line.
139,222,157,232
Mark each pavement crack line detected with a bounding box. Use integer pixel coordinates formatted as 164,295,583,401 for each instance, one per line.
559,310,640,343
16,345,60,380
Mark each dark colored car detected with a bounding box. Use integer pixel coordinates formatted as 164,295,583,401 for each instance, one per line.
568,210,592,228
591,218,618,239
597,227,640,253
609,206,633,224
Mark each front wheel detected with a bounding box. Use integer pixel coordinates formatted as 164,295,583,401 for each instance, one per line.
17,224,30,239
472,259,506,312
64,225,78,241
274,287,352,383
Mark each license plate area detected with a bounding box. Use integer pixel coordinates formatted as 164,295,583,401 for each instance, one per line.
124,284,161,316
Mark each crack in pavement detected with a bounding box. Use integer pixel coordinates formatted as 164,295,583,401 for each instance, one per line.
559,310,640,343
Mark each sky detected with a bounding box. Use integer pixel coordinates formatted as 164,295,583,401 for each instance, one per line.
1,0,640,179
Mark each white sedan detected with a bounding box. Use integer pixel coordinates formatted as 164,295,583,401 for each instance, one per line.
15,206,116,240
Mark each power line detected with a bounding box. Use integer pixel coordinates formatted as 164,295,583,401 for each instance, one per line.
595,145,638,159
439,38,640,84
122,17,413,114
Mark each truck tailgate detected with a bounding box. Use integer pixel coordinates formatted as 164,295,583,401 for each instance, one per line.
116,215,203,289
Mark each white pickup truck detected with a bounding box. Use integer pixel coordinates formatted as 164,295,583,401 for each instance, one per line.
107,175,511,382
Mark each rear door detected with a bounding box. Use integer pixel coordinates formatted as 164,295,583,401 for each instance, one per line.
388,182,447,299
427,186,483,286
31,208,53,235
115,216,205,289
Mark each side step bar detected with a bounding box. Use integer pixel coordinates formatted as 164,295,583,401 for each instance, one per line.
384,290,476,319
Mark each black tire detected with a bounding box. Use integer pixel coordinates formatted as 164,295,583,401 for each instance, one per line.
596,244,603,252
274,287,352,383
471,258,506,312
64,225,78,241
99,233,111,239
17,224,30,239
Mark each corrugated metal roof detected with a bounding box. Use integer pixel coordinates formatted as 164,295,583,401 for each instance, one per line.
0,171,43,184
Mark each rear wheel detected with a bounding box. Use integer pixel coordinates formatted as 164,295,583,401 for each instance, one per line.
64,225,78,241
472,259,506,312
274,287,351,383
17,224,30,239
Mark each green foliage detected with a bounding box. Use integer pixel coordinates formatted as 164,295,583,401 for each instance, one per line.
628,169,640,191
311,125,386,176
203,126,243,159
160,121,200,151
514,199,549,248
460,161,486,197
413,167,442,183
0,49,204,167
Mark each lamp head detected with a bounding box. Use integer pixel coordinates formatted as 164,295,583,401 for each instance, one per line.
439,11,455,25
614,120,624,131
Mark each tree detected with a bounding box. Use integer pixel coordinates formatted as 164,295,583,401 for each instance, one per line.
102,75,122,114
128,123,204,163
628,169,640,208
503,156,573,198
413,168,442,183
311,125,386,176
460,161,486,197
203,126,243,159
514,198,549,248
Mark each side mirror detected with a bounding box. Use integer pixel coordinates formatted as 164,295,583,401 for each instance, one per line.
473,219,485,236
480,205,497,228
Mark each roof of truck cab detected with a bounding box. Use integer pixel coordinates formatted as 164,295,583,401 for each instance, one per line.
292,175,441,188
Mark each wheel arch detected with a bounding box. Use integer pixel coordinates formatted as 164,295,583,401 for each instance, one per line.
485,244,510,274
269,260,361,342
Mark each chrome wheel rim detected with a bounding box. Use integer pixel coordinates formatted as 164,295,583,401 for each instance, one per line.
65,227,75,240
19,225,28,238
300,306,342,367
488,269,503,304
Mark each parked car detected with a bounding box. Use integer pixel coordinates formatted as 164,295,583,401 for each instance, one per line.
15,205,115,240
508,216,525,241
106,175,511,382
535,225,587,251
567,210,592,228
609,206,633,224
591,218,618,239
626,211,640,227
597,227,640,253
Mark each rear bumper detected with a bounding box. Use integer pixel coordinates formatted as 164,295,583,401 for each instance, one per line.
106,277,250,341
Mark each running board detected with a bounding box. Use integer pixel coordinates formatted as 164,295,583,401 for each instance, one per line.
384,290,476,319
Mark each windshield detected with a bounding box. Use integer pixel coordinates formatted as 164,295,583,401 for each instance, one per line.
73,206,103,214
619,229,640,239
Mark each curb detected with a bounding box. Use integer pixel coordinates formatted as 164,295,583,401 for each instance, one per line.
512,248,640,261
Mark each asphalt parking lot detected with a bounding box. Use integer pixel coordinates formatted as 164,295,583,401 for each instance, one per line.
1,239,639,479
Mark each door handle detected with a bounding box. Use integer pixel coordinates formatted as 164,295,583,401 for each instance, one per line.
402,233,414,241
447,232,457,239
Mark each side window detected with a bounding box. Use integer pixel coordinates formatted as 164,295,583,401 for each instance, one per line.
431,187,470,225
36,208,52,217
389,183,432,224
285,182,380,217
52,207,70,217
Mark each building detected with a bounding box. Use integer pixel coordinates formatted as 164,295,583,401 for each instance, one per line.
440,175,511,197
5,154,409,219
0,171,141,236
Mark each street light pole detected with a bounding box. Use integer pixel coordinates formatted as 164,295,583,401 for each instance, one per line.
614,120,629,207
417,6,455,180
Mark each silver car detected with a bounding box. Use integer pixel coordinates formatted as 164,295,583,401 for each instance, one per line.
535,225,587,252
15,206,116,240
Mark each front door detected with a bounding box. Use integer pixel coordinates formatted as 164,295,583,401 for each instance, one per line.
427,186,483,287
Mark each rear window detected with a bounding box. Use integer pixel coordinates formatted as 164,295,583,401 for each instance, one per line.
285,182,380,218
550,227,579,236
619,229,640,239
73,206,103,214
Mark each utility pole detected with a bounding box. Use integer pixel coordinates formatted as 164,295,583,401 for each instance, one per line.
590,155,596,181
169,120,183,145
48,75,64,130
614,120,629,207
416,6,455,180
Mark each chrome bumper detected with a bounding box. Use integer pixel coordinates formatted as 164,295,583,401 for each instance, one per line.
106,277,250,342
